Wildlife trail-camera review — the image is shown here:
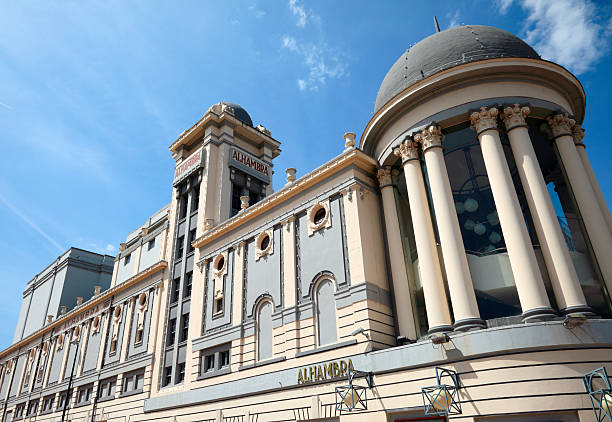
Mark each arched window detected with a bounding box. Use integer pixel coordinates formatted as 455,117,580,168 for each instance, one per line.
256,300,273,361
315,279,337,346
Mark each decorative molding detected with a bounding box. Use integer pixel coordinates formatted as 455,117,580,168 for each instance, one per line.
307,200,331,236
547,113,575,138
571,124,586,147
470,106,499,135
376,166,393,188
414,123,442,151
502,104,530,131
393,137,420,163
255,229,274,261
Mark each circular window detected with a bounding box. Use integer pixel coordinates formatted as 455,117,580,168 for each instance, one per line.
114,306,122,319
216,256,225,271
313,207,327,225
259,234,270,251
138,292,147,307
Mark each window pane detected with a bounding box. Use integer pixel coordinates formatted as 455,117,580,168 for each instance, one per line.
257,301,273,360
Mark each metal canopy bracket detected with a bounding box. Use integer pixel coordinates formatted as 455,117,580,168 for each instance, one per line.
584,367,612,422
335,369,374,413
422,367,462,416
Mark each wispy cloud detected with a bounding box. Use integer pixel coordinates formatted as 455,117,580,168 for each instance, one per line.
0,101,12,110
497,0,514,14
0,193,65,253
248,4,266,19
501,0,611,74
288,0,309,27
446,10,461,28
281,37,347,91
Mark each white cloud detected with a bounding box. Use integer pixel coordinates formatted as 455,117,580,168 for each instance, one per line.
248,4,265,19
520,0,609,74
282,36,298,52
0,193,65,253
447,11,461,28
498,0,514,14
105,244,116,253
0,101,12,110
289,0,308,27
281,37,347,91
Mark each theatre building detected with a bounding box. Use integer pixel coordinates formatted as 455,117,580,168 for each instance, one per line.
2,24,612,422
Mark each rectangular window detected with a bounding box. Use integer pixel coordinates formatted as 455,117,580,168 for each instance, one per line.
135,326,144,344
214,296,224,314
14,404,25,420
124,253,131,265
171,278,180,303
180,314,189,343
26,399,38,416
176,362,185,383
98,377,116,401
121,368,145,396
187,229,196,253
41,395,54,413
147,238,155,250
176,236,184,260
191,187,200,212
76,384,93,405
184,272,192,298
162,366,172,387
167,318,176,346
57,390,71,410
179,194,188,219
199,343,231,378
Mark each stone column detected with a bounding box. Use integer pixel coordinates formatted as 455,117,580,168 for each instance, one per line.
417,125,485,331
376,166,418,340
548,113,612,293
502,105,590,314
394,139,453,334
470,106,555,321
572,125,612,235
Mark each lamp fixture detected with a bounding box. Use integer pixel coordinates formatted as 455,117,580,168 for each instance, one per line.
430,333,450,345
422,367,462,416
563,313,587,329
335,368,374,414
584,367,612,421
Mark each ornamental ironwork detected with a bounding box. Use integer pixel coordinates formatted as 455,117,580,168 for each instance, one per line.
584,367,612,422
335,368,373,413
422,367,462,416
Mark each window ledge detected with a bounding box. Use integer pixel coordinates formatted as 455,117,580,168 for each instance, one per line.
196,367,231,381
96,395,115,404
118,389,143,399
39,409,53,416
73,401,91,409
238,356,286,371
294,339,357,358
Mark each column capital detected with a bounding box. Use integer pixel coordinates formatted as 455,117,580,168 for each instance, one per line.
571,125,586,148
393,138,420,163
470,106,499,135
547,113,575,138
502,104,530,131
414,124,442,151
376,166,394,188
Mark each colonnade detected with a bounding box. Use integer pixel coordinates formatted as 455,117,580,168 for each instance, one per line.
378,104,612,336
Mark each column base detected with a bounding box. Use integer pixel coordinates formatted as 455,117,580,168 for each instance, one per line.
453,317,486,331
427,324,453,335
521,307,557,322
559,305,597,317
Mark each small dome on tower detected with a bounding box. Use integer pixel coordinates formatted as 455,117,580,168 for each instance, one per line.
207,102,253,126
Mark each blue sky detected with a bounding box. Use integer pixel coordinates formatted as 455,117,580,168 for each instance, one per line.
1,0,611,349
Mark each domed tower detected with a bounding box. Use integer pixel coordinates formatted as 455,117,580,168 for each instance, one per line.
363,25,612,338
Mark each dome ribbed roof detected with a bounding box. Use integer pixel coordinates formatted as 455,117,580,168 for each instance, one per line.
220,102,253,126
374,25,541,113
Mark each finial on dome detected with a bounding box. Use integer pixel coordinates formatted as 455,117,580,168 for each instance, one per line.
434,16,441,33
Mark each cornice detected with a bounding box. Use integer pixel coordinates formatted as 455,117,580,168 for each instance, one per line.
0,261,168,360
192,148,378,250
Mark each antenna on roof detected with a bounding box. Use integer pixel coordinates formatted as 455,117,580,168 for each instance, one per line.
433,16,441,32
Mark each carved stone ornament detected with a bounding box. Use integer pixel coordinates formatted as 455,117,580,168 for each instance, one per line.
307,200,332,236
393,137,420,163
470,106,499,134
547,113,575,138
213,252,229,278
572,125,586,147
255,229,274,260
502,104,530,130
415,124,443,151
376,166,393,188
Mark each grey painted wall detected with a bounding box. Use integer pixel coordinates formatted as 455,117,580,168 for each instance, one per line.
103,303,128,366
297,198,347,302
315,279,337,346
139,234,162,272
257,301,273,360
63,338,81,381
8,354,24,398
128,291,155,358
47,337,64,385
0,364,13,398
82,316,104,373
245,228,282,319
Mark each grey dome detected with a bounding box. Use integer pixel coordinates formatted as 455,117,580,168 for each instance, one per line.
374,25,541,113
221,102,253,126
